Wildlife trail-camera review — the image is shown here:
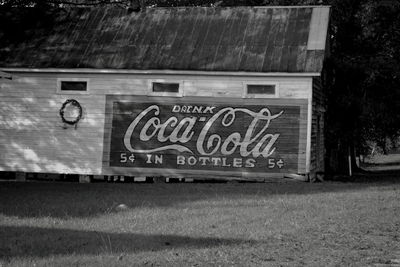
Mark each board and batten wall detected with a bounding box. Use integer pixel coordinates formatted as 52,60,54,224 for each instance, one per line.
0,71,312,178
310,76,326,176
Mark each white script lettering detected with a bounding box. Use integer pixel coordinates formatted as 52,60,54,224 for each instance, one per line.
123,105,283,158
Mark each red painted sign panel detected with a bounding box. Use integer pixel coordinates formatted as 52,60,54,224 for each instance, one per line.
104,96,307,177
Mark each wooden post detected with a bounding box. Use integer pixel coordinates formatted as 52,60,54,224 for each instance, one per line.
134,176,147,182
15,172,26,182
79,175,91,183
0,70,12,80
153,176,165,183
348,147,352,177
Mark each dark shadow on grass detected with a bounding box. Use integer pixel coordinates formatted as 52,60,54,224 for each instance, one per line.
351,169,400,182
0,172,400,219
362,162,400,167
0,225,259,259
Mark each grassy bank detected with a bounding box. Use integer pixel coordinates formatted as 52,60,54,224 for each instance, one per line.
1,178,400,266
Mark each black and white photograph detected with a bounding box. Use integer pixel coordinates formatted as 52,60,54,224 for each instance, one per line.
0,0,399,266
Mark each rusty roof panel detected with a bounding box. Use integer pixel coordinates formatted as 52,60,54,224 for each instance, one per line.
296,45,308,72
0,6,330,73
297,8,313,46
286,46,299,72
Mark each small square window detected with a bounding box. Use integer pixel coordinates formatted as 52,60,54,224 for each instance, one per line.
57,79,89,94
247,84,276,95
61,81,87,91
244,83,278,98
148,80,183,97
152,82,180,93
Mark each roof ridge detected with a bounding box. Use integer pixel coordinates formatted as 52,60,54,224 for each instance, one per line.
65,5,330,10
149,5,330,8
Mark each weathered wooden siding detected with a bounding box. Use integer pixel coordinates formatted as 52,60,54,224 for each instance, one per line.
310,76,326,175
0,76,105,174
102,96,308,178
0,72,311,177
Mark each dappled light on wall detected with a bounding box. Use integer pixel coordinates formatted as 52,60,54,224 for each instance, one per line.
0,75,105,174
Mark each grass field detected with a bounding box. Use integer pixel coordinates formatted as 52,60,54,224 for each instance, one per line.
1,177,400,266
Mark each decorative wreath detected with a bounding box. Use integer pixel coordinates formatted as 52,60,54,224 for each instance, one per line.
59,99,83,125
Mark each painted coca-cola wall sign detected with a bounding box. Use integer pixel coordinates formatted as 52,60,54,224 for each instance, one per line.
104,96,307,176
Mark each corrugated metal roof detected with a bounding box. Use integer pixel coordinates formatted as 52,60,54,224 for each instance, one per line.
0,6,330,73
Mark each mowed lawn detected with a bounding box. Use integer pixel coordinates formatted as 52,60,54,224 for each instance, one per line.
1,177,400,266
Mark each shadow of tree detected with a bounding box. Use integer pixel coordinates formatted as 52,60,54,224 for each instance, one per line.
0,225,260,259
1,177,400,219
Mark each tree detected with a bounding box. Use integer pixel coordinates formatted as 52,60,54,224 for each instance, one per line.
357,0,400,154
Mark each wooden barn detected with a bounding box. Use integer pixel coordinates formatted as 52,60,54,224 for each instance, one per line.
0,6,330,181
